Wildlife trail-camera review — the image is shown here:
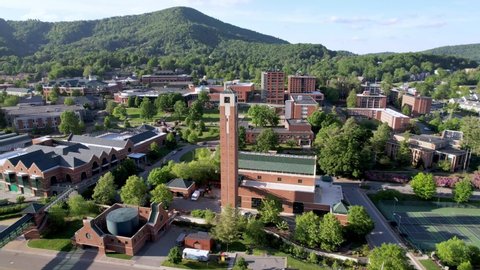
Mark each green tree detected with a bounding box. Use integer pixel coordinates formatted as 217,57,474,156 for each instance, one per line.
285,139,297,149
346,205,374,238
401,105,411,116
48,204,67,229
127,96,135,108
368,243,410,270
48,87,59,103
147,167,173,186
167,246,182,264
437,159,452,172
346,89,357,108
173,100,187,120
113,106,127,120
254,128,278,152
232,257,249,270
307,111,339,133
295,211,322,248
188,100,204,121
243,219,265,246
134,96,141,107
238,126,246,149
258,196,283,225
124,119,131,128
67,194,96,218
93,172,116,204
211,205,242,251
410,172,436,200
458,261,473,270
58,111,81,135
248,105,279,127
64,97,75,106
315,118,373,178
150,184,173,209
198,91,210,105
370,123,391,161
460,116,480,155
165,133,177,149
396,140,412,167
105,100,117,114
319,212,344,251
187,130,198,143
454,177,473,203
436,237,474,267
120,175,148,206
104,115,112,129
140,97,156,120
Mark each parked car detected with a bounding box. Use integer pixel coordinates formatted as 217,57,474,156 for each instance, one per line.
191,190,200,201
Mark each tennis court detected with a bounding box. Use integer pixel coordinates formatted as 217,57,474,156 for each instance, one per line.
376,200,480,251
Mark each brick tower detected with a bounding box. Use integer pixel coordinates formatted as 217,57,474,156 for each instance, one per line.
219,90,238,208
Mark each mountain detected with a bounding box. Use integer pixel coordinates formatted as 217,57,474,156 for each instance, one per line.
423,43,480,62
0,6,288,57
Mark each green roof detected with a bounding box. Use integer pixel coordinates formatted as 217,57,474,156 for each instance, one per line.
332,201,349,215
238,151,316,175
166,178,194,189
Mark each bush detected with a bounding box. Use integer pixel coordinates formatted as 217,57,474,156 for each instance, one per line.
167,246,182,264
365,171,409,184
190,209,216,223
0,203,28,215
435,176,460,188
16,196,25,204
307,252,318,264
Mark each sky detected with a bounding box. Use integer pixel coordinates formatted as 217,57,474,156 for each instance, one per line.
0,0,478,54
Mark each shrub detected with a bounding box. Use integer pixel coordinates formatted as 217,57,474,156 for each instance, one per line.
0,203,28,215
16,196,25,204
167,246,182,264
365,171,409,184
307,252,318,264
435,176,460,188
471,171,480,189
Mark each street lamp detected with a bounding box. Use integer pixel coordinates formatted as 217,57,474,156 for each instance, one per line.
393,212,402,231
393,196,398,214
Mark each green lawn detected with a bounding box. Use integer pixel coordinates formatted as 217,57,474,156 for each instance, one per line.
106,252,133,260
27,219,83,252
252,249,328,270
126,107,165,126
162,260,228,270
420,259,441,270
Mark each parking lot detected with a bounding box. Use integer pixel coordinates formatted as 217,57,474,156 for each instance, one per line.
170,189,221,213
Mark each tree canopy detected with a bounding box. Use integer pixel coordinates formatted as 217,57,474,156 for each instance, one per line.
92,172,117,205
368,243,410,270
58,110,82,135
248,105,279,127
410,172,436,200
120,175,148,206
254,128,278,152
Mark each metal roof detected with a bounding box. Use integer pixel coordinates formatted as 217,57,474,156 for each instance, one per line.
238,151,316,175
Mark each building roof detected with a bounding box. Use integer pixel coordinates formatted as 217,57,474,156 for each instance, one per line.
0,134,30,147
69,135,128,149
5,87,31,94
290,94,317,105
167,178,194,189
2,104,84,117
18,95,43,105
186,232,211,240
286,119,311,126
238,151,316,175
241,179,315,193
128,130,159,145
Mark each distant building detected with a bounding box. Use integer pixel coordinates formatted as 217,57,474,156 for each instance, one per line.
42,77,118,96
246,119,314,147
347,108,411,132
356,91,387,108
141,70,192,88
17,95,44,106
75,203,170,256
449,98,480,113
114,88,190,104
261,71,285,105
401,94,432,116
2,104,86,132
285,94,319,120
386,131,469,171
361,82,382,95
287,75,316,94
4,87,32,97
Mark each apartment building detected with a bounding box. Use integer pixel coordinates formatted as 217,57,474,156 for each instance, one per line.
285,94,319,120
261,71,285,105
287,75,316,93
401,94,432,116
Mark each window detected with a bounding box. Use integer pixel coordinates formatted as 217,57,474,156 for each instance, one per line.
277,177,282,182
257,175,262,180
251,198,262,209
224,97,230,103
298,179,303,184
85,233,91,239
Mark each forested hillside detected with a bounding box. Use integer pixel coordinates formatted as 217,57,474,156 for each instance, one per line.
423,43,480,62
0,6,477,86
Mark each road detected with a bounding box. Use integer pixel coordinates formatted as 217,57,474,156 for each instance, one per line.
339,182,424,270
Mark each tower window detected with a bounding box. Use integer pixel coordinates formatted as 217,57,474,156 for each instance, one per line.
257,175,262,180
298,179,303,184
277,177,282,182
224,97,230,103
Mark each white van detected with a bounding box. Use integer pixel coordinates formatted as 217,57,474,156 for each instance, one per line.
191,190,200,201
182,248,209,262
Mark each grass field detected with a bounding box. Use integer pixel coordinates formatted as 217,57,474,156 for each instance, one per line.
28,219,83,252
420,259,441,270
375,200,480,251
106,252,132,260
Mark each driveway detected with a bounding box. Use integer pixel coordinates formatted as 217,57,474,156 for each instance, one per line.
240,254,286,270
170,195,221,213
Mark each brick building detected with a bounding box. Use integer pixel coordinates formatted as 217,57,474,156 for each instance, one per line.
184,232,214,251
141,70,192,88
2,104,86,133
219,91,344,217
356,91,387,108
75,203,170,256
347,108,411,132
401,94,432,116
386,131,469,171
287,75,316,94
245,119,314,147
261,71,285,105
285,94,319,120
0,127,165,197
42,77,118,96
207,80,255,103
166,178,196,198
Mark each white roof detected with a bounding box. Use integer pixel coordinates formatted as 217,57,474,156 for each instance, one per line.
183,248,209,256
384,108,409,118
314,179,343,206
241,179,315,193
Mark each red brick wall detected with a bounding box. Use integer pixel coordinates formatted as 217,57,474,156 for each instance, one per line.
184,236,214,251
